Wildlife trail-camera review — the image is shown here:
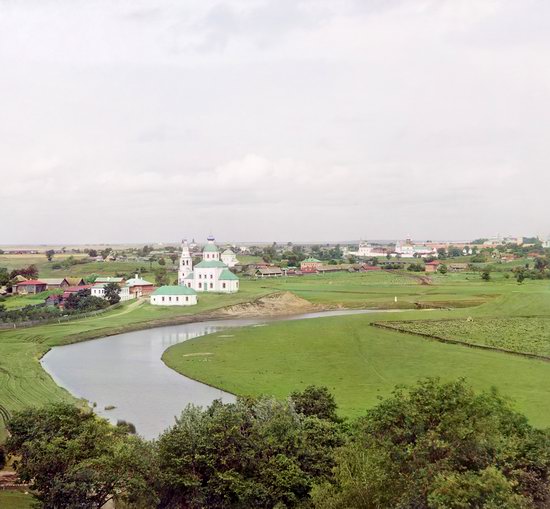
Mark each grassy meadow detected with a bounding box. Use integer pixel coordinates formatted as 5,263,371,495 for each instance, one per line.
1,266,549,441
163,275,550,428
0,491,35,508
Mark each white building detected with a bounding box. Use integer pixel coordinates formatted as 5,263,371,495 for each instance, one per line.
345,242,386,258
221,248,239,267
91,283,133,301
394,240,437,258
178,237,239,293
150,286,197,306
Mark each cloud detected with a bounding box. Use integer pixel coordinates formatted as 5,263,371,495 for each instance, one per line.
1,0,550,243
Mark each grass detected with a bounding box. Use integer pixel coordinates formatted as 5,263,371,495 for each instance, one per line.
0,491,35,508
380,317,550,358
164,278,550,429
1,269,549,438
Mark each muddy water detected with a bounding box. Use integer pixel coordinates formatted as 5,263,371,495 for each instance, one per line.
41,310,376,439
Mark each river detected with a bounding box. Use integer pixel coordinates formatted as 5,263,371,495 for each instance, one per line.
41,310,375,439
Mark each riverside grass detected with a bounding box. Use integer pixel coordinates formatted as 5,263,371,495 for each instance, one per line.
1,270,549,439
0,491,35,508
164,277,550,429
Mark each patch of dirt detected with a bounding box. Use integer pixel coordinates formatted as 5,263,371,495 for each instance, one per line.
216,292,317,317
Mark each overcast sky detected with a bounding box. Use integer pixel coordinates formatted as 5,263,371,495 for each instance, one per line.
1,0,549,244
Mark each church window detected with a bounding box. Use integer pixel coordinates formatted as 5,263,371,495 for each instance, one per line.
162,296,165,302
199,283,202,289
223,283,226,289
210,283,213,289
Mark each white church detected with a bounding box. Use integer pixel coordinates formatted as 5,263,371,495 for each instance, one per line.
178,236,240,293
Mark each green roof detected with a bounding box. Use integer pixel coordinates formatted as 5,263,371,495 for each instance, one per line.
152,285,197,296
219,269,238,281
183,272,194,279
302,257,321,263
195,260,227,269
203,244,219,253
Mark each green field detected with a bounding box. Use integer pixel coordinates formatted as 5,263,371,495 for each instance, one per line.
381,316,550,358
1,269,550,440
0,491,35,509
163,277,550,429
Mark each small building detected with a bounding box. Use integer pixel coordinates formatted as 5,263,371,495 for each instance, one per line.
300,257,323,273
425,261,441,273
91,283,133,301
45,294,64,306
150,286,198,306
14,280,48,294
255,267,284,278
126,274,155,297
66,277,86,286
41,278,70,290
449,263,468,272
221,248,239,268
94,276,125,285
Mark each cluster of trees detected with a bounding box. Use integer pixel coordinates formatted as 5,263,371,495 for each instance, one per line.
0,289,109,323
5,379,550,509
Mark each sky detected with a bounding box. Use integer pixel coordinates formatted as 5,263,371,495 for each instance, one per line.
1,0,549,244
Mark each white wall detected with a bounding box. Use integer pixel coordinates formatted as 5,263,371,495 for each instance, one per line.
150,294,197,306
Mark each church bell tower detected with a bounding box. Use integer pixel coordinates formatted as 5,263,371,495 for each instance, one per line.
178,239,193,284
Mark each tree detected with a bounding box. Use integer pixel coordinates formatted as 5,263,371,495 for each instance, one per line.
481,270,491,281
104,282,121,305
437,247,447,259
438,263,448,275
169,253,178,266
313,379,550,509
158,257,166,266
45,249,55,262
154,267,169,286
516,270,526,284
157,396,343,508
0,267,9,286
290,386,339,422
101,247,112,260
10,264,39,280
6,404,157,509
88,249,98,258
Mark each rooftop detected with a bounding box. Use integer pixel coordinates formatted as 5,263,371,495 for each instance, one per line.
219,269,239,281
195,260,227,269
152,285,197,296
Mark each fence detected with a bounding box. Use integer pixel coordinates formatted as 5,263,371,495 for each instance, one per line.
0,302,122,330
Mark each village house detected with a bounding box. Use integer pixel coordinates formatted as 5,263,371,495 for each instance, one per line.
14,280,48,294
425,260,441,273
94,276,125,284
255,267,284,278
150,286,198,306
41,278,70,290
179,237,240,293
91,283,133,301
221,248,239,267
66,277,86,286
125,274,155,297
300,257,323,273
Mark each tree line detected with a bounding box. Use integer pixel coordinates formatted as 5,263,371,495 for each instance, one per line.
3,379,550,508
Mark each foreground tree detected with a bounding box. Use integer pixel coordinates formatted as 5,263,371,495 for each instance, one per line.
6,404,157,509
103,282,121,305
157,395,343,509
313,379,550,509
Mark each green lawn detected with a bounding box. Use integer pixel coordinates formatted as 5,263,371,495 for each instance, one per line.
1,269,549,439
164,280,550,429
381,317,550,358
0,491,35,508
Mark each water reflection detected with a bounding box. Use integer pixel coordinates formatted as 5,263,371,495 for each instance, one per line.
41,310,376,439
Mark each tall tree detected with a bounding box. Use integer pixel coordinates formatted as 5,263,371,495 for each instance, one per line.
313,379,550,509
6,404,157,509
103,282,121,304
45,249,55,262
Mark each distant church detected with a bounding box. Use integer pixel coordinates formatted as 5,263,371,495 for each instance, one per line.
178,236,240,293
